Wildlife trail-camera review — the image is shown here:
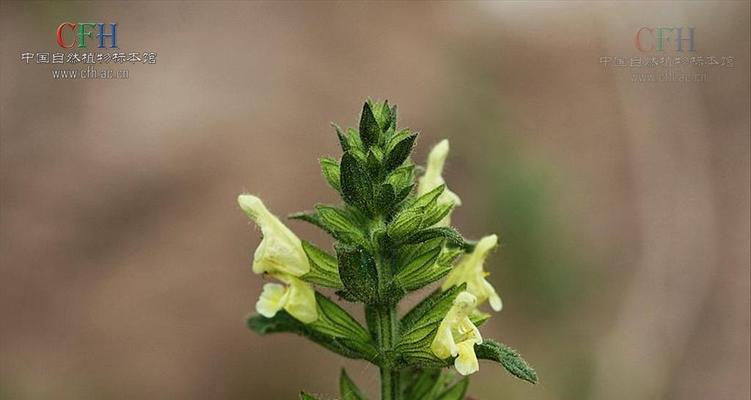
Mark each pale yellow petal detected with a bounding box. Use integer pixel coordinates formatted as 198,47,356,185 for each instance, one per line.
442,235,502,312
485,280,503,312
255,283,287,318
283,277,318,324
454,340,480,376
418,140,461,227
237,194,310,277
431,321,458,359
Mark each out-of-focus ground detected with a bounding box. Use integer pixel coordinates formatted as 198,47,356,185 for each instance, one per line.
1,2,749,399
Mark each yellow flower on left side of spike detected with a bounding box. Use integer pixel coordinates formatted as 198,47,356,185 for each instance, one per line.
238,194,310,277
442,234,503,312
256,276,318,324
238,194,318,323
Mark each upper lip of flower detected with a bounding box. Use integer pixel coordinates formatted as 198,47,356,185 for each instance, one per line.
238,194,310,277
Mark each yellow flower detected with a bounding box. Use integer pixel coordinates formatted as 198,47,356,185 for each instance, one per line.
238,194,318,323
238,194,310,277
431,291,483,375
442,235,502,312
256,276,318,324
417,139,461,226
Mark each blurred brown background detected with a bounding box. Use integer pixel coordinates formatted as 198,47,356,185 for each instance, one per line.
1,1,749,399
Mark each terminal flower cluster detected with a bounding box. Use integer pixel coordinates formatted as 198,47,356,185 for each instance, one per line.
239,100,536,400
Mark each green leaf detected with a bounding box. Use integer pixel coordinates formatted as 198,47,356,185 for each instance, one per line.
370,100,392,134
470,310,491,327
475,339,538,384
316,205,367,246
299,391,324,400
359,102,380,149
332,123,350,152
289,210,328,232
389,104,398,131
336,244,379,303
387,165,415,194
421,202,453,228
313,292,371,343
394,239,450,292
248,312,365,360
388,210,423,240
376,183,396,214
340,369,368,400
412,184,445,209
301,240,343,289
320,157,341,192
247,293,377,361
395,184,415,204
435,377,469,400
340,152,372,212
366,149,382,179
399,284,464,336
384,130,417,172
404,227,465,248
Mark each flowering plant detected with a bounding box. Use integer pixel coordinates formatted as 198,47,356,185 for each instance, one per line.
239,100,536,399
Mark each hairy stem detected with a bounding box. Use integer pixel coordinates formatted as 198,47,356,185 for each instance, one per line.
371,305,398,400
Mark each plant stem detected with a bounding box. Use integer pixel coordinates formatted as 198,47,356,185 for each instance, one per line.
373,305,399,400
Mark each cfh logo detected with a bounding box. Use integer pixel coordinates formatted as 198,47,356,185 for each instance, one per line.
56,22,118,49
635,27,695,52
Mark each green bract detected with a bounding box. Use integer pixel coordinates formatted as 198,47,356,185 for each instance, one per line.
239,100,536,400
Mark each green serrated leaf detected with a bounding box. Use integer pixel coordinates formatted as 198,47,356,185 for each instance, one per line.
340,369,368,400
301,240,343,289
320,157,341,192
475,339,538,384
359,102,380,149
336,244,379,303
